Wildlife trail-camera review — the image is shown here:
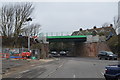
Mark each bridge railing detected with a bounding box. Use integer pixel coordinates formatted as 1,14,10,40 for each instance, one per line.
37,32,75,43
38,32,73,37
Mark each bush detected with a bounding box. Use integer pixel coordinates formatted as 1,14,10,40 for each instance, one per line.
107,35,120,56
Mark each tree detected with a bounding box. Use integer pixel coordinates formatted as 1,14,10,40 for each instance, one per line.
114,16,120,35
102,22,110,27
0,3,34,37
13,3,34,37
22,24,41,36
0,5,14,36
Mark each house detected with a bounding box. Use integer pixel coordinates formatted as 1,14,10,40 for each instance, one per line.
72,25,116,37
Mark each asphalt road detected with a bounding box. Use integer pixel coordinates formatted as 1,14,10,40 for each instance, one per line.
4,57,118,79
2,59,31,74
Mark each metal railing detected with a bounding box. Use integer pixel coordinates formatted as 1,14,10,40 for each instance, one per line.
38,32,73,37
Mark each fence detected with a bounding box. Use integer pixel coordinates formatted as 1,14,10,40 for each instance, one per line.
38,32,73,37
1,48,40,59
86,35,106,43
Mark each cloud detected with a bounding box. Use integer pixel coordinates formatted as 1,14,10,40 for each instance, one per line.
32,2,117,32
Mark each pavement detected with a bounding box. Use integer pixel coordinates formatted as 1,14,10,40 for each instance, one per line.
2,57,118,79
2,58,55,77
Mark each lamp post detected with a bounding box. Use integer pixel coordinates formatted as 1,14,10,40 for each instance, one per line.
26,17,32,51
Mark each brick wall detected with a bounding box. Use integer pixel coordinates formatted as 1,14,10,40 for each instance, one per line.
75,42,111,57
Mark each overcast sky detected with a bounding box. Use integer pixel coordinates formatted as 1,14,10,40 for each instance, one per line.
0,2,118,33
31,2,118,33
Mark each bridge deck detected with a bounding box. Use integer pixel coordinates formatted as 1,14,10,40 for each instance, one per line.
47,35,87,42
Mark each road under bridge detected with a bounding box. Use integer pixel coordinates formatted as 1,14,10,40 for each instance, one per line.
46,35,87,56
46,35,110,57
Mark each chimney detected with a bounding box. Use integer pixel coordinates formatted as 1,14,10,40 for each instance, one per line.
79,28,83,31
110,24,113,27
93,26,97,29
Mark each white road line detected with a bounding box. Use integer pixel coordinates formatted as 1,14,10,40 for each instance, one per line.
58,61,65,68
19,70,29,73
73,75,76,78
58,64,63,68
109,61,118,62
45,61,65,78
101,72,104,75
31,65,35,66
16,75,22,78
49,70,56,74
46,70,56,78
46,62,64,78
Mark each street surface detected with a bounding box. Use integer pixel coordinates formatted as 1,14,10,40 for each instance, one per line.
3,57,118,79
2,59,30,74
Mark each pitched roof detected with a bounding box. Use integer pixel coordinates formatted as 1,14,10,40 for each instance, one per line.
72,26,116,36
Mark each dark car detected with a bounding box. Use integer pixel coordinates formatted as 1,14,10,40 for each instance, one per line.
50,51,60,57
104,64,120,80
98,51,118,60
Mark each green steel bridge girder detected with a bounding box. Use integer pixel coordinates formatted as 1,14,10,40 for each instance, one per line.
46,35,87,42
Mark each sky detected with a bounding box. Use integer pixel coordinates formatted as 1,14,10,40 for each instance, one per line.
31,2,118,33
0,1,118,33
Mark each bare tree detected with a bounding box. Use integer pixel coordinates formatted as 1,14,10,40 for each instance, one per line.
0,5,14,36
114,16,120,35
114,2,120,35
22,24,41,36
102,22,110,27
0,3,34,37
13,3,34,37
31,24,41,36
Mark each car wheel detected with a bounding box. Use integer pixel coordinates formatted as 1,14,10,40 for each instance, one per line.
117,75,120,80
108,58,111,60
105,58,108,60
114,58,117,60
105,77,117,80
105,77,111,80
114,78,118,80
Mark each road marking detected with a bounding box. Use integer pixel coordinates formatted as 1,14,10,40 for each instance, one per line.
31,65,35,66
46,61,65,78
49,70,56,74
73,75,76,78
58,64,63,68
32,66,42,69
16,75,22,78
45,60,66,78
109,61,118,62
19,70,29,73
101,72,104,75
58,61,65,68
46,70,56,78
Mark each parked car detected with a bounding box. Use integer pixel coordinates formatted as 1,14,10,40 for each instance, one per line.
97,51,118,60
59,51,67,56
104,64,120,80
50,51,60,57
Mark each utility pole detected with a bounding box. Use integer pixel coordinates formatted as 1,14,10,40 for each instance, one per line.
26,17,32,51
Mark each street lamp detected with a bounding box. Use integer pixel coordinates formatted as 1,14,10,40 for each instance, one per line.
26,17,32,51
